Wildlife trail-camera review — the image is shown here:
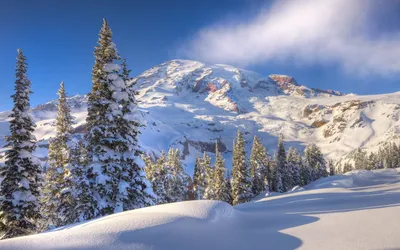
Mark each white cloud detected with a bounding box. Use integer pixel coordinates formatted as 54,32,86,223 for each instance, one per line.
181,0,400,75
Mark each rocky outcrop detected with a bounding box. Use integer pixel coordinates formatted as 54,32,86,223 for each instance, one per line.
182,138,227,158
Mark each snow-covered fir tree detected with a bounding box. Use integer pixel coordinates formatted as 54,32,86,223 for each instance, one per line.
164,148,188,203
0,49,42,239
367,152,379,170
144,152,167,204
304,144,327,181
192,154,206,200
213,141,230,203
121,58,132,83
185,177,196,201
269,155,277,191
202,152,215,200
224,170,233,204
299,153,311,186
231,130,252,205
328,160,335,176
85,19,150,217
354,148,367,170
42,82,75,228
64,139,96,223
343,162,353,173
276,136,288,192
391,143,399,168
120,58,138,96
287,147,301,188
144,149,188,204
249,136,267,196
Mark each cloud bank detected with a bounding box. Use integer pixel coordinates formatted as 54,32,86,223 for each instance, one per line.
182,0,400,75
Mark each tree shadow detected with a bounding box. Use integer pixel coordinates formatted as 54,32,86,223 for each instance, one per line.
113,211,317,250
239,183,400,217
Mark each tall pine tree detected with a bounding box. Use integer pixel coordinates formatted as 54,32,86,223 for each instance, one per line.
287,147,301,188
164,148,188,203
299,153,311,186
249,136,267,196
304,144,327,181
192,154,206,200
144,152,168,204
275,136,287,192
214,141,230,203
231,130,252,205
0,50,42,239
85,19,150,217
42,81,75,228
328,159,335,176
202,152,215,200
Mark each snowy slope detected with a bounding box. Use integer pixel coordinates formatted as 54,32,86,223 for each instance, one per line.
2,169,400,250
1,60,400,171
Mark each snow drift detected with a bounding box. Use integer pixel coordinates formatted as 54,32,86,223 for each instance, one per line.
2,169,400,250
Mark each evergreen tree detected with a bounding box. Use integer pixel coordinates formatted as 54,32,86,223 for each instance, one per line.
263,156,272,192
377,147,386,169
64,139,96,223
299,153,311,186
269,155,277,191
85,19,150,216
366,152,377,170
164,148,188,203
343,162,353,173
383,144,393,169
214,141,230,202
287,147,301,187
354,148,367,170
224,170,233,204
391,143,399,168
120,58,138,96
249,136,267,196
144,152,168,204
192,154,206,200
276,136,288,192
202,152,215,200
304,144,327,180
0,50,42,239
328,159,335,176
231,130,252,205
42,82,75,228
185,177,196,201
121,58,132,83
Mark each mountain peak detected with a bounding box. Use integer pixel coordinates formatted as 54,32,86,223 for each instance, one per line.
269,74,298,87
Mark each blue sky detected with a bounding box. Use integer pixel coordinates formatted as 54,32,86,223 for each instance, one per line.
0,0,400,111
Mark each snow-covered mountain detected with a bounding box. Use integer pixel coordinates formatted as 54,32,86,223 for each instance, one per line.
2,168,400,249
1,59,400,171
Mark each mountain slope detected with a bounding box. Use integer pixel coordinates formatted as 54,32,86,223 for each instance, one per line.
1,60,400,171
1,168,400,249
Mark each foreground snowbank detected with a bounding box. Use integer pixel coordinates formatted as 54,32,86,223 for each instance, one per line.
2,169,400,249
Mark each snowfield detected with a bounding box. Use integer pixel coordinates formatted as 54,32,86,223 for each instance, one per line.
2,169,400,249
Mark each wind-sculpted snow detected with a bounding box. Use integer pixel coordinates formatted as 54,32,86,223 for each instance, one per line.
2,169,400,249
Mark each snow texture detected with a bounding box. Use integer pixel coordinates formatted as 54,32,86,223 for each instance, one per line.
2,169,400,249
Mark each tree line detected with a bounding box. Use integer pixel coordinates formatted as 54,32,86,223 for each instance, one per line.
144,131,330,206
339,142,400,173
